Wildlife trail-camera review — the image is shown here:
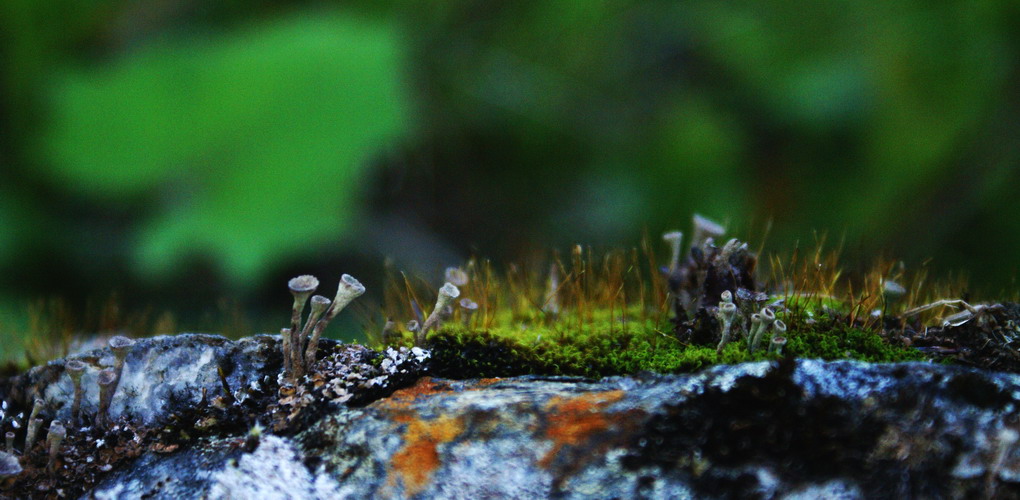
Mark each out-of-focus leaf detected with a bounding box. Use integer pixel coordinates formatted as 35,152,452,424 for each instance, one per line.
0,189,45,268
41,12,410,285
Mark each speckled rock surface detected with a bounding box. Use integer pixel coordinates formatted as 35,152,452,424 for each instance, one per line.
4,334,280,427
83,358,1020,499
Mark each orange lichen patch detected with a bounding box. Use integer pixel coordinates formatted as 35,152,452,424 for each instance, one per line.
376,377,452,410
390,411,417,424
539,390,625,468
387,415,465,497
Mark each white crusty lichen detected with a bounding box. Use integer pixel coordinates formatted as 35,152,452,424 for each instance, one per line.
208,435,344,499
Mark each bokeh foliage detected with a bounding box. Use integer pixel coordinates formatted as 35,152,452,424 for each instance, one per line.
38,12,407,284
1,0,1018,362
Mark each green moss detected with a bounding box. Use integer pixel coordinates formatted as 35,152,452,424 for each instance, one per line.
775,294,848,316
422,306,923,379
785,325,923,362
426,326,762,379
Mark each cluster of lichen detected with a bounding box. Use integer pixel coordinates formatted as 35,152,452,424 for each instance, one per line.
0,335,137,484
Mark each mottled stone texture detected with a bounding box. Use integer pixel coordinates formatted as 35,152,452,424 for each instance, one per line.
5,334,280,427
4,335,1020,499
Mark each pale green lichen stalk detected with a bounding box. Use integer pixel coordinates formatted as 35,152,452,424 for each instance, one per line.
749,307,776,353
715,291,738,355
690,213,726,249
769,320,788,354
459,298,479,327
65,360,86,426
107,336,135,408
287,275,320,376
96,368,118,429
46,420,65,473
542,264,561,316
305,275,365,367
419,282,460,345
444,267,469,287
662,231,683,273
301,295,332,369
24,399,43,450
282,273,365,381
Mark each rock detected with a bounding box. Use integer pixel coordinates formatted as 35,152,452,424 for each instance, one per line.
0,451,21,478
0,334,432,498
4,334,1020,498
3,334,282,428
81,356,1020,499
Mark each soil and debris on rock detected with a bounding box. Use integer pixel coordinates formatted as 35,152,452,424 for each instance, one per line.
906,302,1020,372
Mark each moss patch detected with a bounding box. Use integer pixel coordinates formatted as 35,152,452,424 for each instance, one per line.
785,324,923,363
424,308,922,379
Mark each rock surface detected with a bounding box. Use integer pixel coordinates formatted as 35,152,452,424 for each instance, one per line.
4,335,1020,499
96,361,1020,499
4,334,281,428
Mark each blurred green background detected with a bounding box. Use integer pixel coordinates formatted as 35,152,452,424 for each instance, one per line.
1,0,1018,360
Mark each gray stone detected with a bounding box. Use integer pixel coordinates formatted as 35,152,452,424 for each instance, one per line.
89,357,1020,499
4,334,1020,498
12,334,279,428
